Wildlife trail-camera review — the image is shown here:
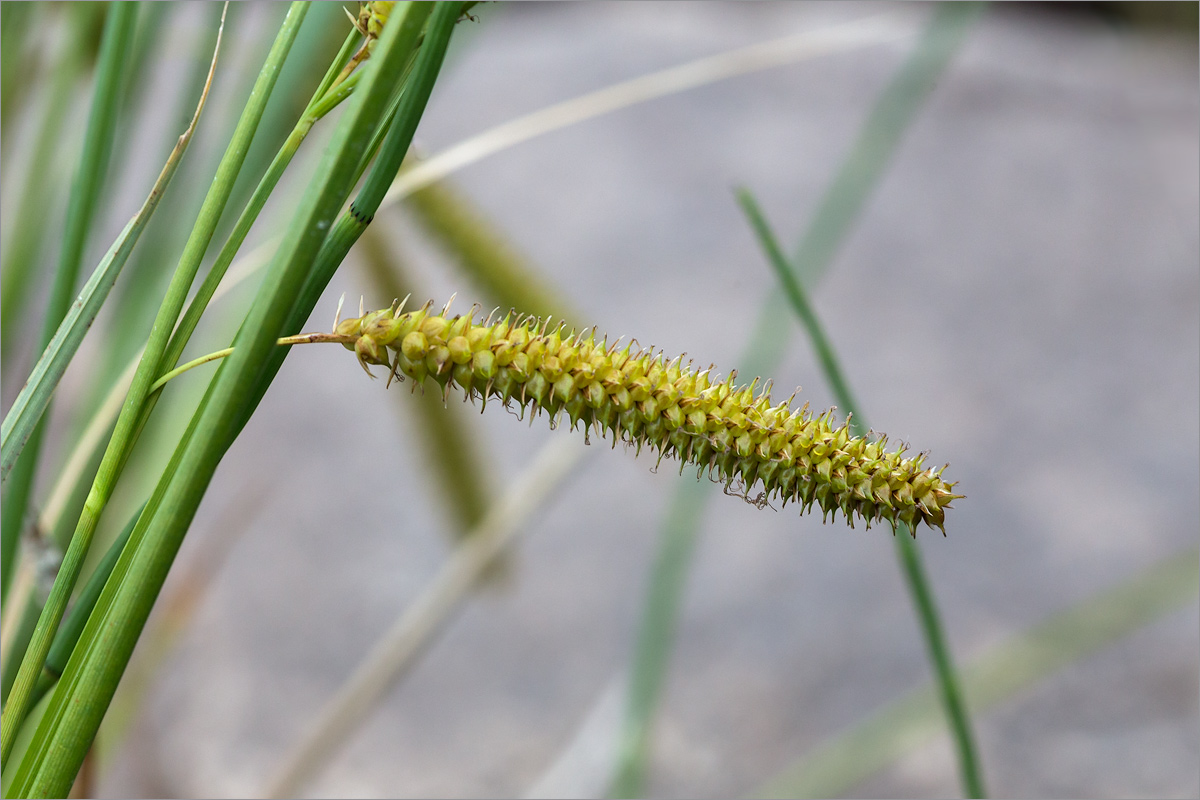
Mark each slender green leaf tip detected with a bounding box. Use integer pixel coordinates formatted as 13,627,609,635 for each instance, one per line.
335,299,962,533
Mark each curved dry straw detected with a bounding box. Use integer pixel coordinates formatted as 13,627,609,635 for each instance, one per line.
332,297,960,533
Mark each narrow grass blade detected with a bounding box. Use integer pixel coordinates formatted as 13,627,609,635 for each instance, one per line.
609,476,710,797
265,437,589,798
738,189,985,797
0,1,137,608
233,2,461,434
753,548,1199,799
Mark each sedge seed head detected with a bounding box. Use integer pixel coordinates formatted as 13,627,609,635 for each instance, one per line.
333,301,961,534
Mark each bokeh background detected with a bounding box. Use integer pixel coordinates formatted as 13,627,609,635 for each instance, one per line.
2,2,1196,798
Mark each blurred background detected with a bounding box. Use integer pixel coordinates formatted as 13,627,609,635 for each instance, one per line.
1,2,1197,797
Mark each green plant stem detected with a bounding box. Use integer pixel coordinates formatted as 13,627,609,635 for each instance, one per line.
148,332,352,394
237,1,461,430
158,25,362,395
223,5,462,454
0,3,306,772
739,192,861,435
738,189,985,798
5,7,450,795
610,477,709,797
0,3,136,611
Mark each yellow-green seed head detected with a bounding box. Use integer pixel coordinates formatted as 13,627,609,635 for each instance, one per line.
356,1,395,41
334,301,963,534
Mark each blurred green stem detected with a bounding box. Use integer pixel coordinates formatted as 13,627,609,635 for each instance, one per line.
609,477,709,797
739,188,985,798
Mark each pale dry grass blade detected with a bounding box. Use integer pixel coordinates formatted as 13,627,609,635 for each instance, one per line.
385,12,919,202
263,437,589,798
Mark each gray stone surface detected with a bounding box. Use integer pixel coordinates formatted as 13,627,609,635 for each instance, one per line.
96,3,1196,797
